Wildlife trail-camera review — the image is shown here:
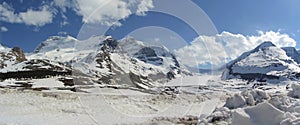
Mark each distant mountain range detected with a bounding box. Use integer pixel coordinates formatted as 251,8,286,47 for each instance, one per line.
2,35,300,88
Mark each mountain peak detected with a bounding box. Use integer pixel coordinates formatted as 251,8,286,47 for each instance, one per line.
254,41,276,50
45,35,77,42
105,35,113,40
34,35,78,53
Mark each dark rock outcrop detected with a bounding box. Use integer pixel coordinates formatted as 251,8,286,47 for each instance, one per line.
11,47,27,62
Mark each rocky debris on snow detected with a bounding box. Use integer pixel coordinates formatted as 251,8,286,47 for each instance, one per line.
160,86,180,95
198,107,231,125
58,77,74,86
143,116,199,125
0,59,71,80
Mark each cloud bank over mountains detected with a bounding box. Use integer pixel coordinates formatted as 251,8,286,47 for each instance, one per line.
174,31,297,67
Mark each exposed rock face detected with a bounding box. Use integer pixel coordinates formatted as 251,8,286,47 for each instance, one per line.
118,37,181,69
134,47,163,65
95,46,112,71
91,38,158,89
101,36,118,50
11,47,26,62
167,70,176,80
34,42,46,53
282,47,300,64
23,59,71,71
135,47,157,57
81,37,186,89
0,47,27,68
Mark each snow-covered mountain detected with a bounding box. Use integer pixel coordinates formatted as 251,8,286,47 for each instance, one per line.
0,45,71,80
17,35,188,89
222,41,300,81
34,36,78,53
72,36,185,89
29,36,78,64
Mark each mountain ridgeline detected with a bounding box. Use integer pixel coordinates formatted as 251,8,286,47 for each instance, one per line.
2,35,300,88
0,36,188,89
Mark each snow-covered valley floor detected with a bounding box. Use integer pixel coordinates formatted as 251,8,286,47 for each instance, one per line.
0,88,223,125
1,75,300,125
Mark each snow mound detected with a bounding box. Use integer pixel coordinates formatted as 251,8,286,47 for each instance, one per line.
224,93,246,109
201,89,299,125
225,89,270,109
232,102,285,125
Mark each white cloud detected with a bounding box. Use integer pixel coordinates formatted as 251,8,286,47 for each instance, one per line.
174,31,297,68
132,0,154,16
0,26,8,32
55,0,154,26
53,0,76,13
0,0,153,27
0,2,55,27
174,35,227,68
19,6,56,26
73,0,131,26
0,2,22,23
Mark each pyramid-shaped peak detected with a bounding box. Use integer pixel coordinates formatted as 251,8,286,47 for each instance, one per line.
255,41,276,50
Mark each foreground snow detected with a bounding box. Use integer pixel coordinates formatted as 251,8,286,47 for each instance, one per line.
2,75,300,124
0,88,222,125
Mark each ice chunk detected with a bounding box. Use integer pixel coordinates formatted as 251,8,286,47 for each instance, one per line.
232,102,285,125
224,93,246,109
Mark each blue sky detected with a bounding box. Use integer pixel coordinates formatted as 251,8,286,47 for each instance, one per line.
0,0,300,54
